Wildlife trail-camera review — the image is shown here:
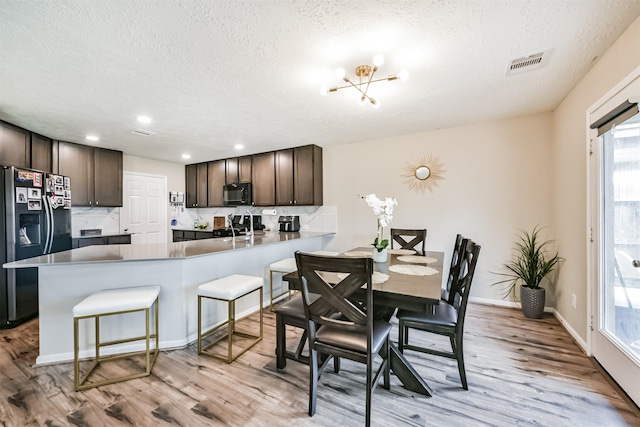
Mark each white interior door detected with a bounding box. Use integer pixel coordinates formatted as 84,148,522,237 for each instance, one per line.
122,172,167,244
589,71,640,407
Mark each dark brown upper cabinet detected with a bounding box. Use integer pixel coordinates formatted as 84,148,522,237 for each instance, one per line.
30,133,52,172
185,164,198,208
57,141,123,207
239,156,252,183
186,163,209,208
225,158,238,184
196,163,208,207
275,149,294,205
293,145,323,206
225,157,251,185
252,151,276,206
57,142,93,206
207,160,225,207
93,147,123,207
184,144,322,209
275,145,323,206
0,121,31,168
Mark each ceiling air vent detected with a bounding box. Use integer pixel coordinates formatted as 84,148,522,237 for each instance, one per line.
505,50,550,76
130,129,156,137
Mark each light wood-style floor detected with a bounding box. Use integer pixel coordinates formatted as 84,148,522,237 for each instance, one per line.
0,304,638,426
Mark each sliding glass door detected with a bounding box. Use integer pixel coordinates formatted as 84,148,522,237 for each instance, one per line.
591,96,640,407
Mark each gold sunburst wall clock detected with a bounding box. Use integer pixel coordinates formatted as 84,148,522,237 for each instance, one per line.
401,153,446,193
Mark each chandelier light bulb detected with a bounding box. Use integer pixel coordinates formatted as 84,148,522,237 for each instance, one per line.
398,70,409,81
371,98,380,108
335,67,346,79
373,54,384,67
360,95,367,105
320,86,329,96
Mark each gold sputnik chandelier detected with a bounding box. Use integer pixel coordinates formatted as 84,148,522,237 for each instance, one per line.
320,54,408,108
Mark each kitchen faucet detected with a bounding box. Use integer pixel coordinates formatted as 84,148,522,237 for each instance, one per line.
239,210,254,241
227,214,236,239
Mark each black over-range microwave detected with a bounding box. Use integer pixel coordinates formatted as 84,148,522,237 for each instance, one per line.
223,183,252,206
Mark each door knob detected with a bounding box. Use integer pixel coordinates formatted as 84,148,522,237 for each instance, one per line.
633,259,640,268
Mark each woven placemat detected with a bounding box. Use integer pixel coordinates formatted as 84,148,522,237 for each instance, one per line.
343,250,373,257
311,251,339,256
389,264,439,276
387,249,416,255
397,256,438,264
337,271,389,284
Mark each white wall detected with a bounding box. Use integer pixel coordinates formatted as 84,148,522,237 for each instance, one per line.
552,16,640,342
123,154,185,192
71,155,185,240
323,112,554,302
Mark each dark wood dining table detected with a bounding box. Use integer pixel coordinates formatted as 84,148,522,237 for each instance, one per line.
283,247,444,397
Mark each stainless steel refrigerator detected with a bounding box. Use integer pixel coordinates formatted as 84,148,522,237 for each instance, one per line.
1,166,72,328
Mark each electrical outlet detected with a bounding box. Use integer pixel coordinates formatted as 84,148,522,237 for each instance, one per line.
571,293,577,310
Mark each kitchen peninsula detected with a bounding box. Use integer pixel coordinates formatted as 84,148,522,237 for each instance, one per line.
3,231,333,365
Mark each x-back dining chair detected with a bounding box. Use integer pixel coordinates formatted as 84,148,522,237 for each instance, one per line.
390,228,427,255
397,239,481,390
295,251,391,427
441,234,465,303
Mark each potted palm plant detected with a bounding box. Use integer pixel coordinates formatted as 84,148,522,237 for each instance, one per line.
493,226,560,319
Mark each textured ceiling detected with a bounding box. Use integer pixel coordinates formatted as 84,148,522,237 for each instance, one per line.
1,0,640,164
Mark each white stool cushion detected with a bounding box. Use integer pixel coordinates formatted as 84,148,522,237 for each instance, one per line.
198,274,263,300
73,285,160,317
270,258,297,273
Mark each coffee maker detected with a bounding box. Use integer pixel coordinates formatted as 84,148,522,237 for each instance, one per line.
278,215,300,232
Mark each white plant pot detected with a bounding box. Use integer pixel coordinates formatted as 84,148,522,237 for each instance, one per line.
372,248,388,263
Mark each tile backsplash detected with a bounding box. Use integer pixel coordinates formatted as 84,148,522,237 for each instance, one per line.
71,205,337,239
71,207,121,236
178,205,337,233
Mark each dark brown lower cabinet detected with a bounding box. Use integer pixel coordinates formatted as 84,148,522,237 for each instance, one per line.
72,234,131,248
172,230,214,242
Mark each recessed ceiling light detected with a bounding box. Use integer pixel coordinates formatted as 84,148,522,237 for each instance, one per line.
86,135,99,141
234,144,244,150
181,154,191,159
137,115,152,124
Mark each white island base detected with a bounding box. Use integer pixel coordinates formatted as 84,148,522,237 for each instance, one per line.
7,232,332,365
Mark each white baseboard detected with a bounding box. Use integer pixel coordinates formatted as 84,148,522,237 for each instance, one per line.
469,296,588,354
552,308,588,353
469,296,554,313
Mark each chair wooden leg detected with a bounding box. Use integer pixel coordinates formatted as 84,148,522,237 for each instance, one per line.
309,348,318,416
454,334,468,390
383,339,390,390
276,314,286,369
398,321,406,353
366,356,372,427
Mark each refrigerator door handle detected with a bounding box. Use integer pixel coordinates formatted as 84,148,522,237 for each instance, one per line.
48,196,55,254
42,195,52,254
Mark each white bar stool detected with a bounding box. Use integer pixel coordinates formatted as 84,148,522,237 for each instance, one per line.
73,285,160,391
269,251,339,311
198,274,263,363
